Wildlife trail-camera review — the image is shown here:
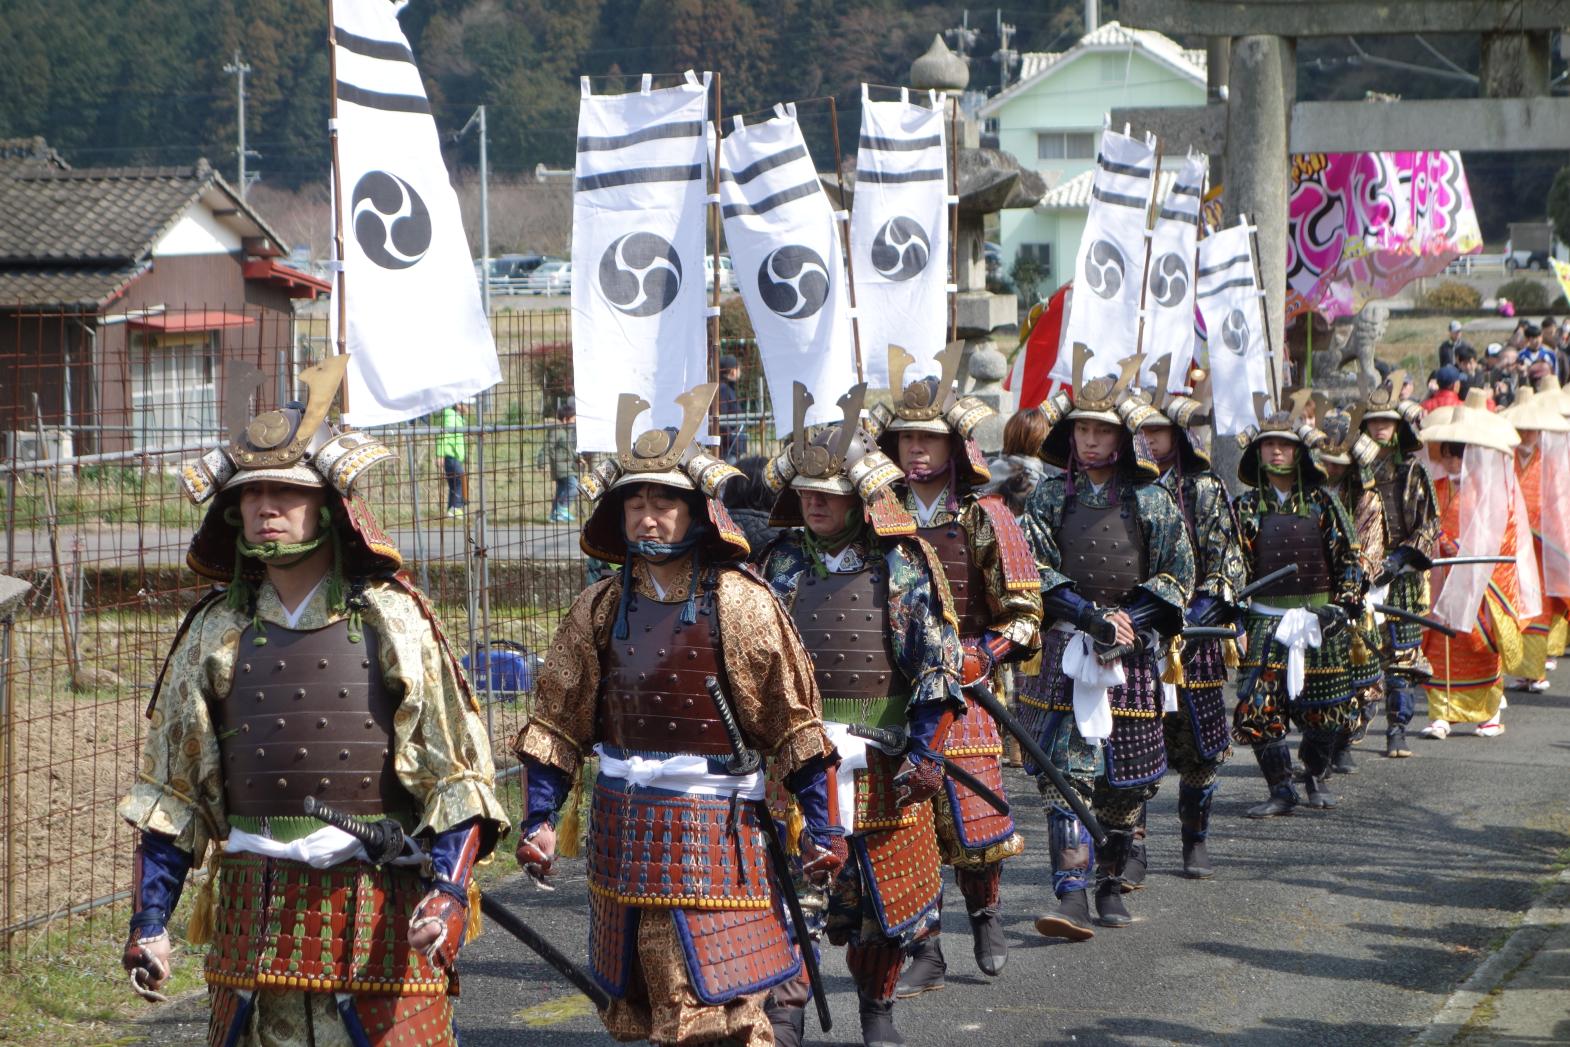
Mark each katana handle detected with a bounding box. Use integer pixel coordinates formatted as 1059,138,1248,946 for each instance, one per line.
845,722,908,755
963,680,1106,848
1181,626,1242,641
303,795,405,866
704,674,762,776
1234,563,1299,603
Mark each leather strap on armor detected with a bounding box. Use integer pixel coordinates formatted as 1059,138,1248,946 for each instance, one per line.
1057,497,1147,606
600,589,733,756
213,619,414,819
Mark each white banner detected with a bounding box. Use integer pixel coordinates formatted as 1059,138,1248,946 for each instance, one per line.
1052,127,1157,386
331,0,499,427
848,87,950,386
719,106,857,436
1195,221,1271,436
1142,153,1206,390
571,72,712,452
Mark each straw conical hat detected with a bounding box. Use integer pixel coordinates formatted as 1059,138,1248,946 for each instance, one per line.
1419,388,1519,454
1502,387,1570,433
1534,375,1570,417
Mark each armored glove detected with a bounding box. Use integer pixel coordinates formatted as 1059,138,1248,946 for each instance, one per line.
515,822,557,881
122,928,172,1002
893,755,944,808
798,829,849,886
409,882,468,970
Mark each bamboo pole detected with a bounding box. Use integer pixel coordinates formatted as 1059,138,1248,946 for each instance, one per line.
947,93,959,343
827,96,864,385
709,73,724,439
326,0,350,415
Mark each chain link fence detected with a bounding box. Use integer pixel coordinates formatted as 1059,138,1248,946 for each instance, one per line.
0,302,777,960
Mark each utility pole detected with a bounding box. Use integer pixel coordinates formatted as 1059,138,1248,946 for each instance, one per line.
994,11,1019,92
457,105,490,317
222,51,259,196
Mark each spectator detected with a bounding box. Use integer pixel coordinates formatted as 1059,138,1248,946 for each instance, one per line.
1422,366,1465,412
716,353,747,462
536,398,580,523
1522,345,1557,390
1454,344,1488,393
1543,316,1562,350
981,407,1056,518
436,401,468,517
1437,319,1471,368
722,454,783,556
1508,317,1529,348
1499,298,1517,320
1487,343,1519,407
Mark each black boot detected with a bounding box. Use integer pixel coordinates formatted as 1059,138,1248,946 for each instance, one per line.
956,866,1006,976
1331,733,1357,774
1121,803,1148,892
859,995,905,1047
1178,781,1216,879
893,934,945,998
1385,723,1413,758
1035,808,1096,940
1301,731,1340,810
1093,829,1134,928
1245,740,1298,818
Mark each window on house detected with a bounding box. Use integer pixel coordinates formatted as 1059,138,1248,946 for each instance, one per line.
1018,243,1052,277
1036,131,1096,161
131,332,219,446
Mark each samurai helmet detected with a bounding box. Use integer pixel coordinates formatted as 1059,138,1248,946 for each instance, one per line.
1312,395,1380,469
181,354,400,583
871,343,994,487
1237,389,1328,487
578,384,750,564
1037,346,1159,479
1358,369,1423,453
767,382,913,536
1128,354,1212,470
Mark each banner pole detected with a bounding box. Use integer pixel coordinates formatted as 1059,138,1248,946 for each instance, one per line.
1132,137,1162,361
827,95,864,384
326,0,350,416
947,92,959,344
709,72,723,439
1244,217,1281,404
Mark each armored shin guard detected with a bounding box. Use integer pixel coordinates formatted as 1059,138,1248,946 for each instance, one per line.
1046,807,1094,896
1093,829,1134,928
1385,675,1416,727
1122,803,1148,892
956,865,1006,977
850,940,906,1004
1245,739,1298,818
1178,781,1217,879
1300,730,1341,810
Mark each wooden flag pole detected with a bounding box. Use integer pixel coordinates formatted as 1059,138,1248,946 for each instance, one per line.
827,95,864,384
326,0,350,415
1132,136,1163,362
947,92,959,344
709,72,723,439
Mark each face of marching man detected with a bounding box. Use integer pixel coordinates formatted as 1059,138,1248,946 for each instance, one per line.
1322,460,1348,484
1259,436,1298,471
897,430,951,481
1142,424,1177,464
1072,419,1123,468
240,481,327,549
1364,418,1398,448
622,483,692,547
800,490,859,541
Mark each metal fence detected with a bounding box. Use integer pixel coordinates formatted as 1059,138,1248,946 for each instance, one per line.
0,303,778,959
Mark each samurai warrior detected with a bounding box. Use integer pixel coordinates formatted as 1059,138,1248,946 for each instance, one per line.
1130,365,1245,880
1358,374,1441,758
1019,350,1195,937
870,344,1042,993
1232,398,1365,818
118,357,508,1045
758,382,964,1047
512,385,842,1046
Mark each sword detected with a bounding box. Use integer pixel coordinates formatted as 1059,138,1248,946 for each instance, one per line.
1234,563,1300,604
301,798,610,1012
1373,602,1461,638
961,680,1107,849
1180,626,1242,641
703,675,832,1034
845,722,1010,817
1429,556,1514,567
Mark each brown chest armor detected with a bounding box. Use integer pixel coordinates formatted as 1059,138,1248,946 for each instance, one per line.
1057,497,1147,606
790,560,908,702
919,522,989,639
213,619,412,819
600,590,733,756
1253,509,1333,597
1374,465,1411,547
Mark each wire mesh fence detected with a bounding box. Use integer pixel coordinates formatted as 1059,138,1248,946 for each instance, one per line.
0,302,778,960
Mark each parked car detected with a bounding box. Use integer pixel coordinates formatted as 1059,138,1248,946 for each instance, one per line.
704,254,737,293
525,258,572,295
1505,222,1552,272
477,254,546,292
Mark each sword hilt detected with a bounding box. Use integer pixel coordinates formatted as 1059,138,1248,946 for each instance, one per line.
704,675,761,776
846,722,909,756
302,796,406,865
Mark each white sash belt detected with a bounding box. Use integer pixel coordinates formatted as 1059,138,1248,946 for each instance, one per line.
594,743,764,800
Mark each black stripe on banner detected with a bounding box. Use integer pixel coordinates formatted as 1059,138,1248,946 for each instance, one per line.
1195,253,1250,278
334,28,416,64
1158,206,1199,225
857,168,944,184
719,144,808,185
721,179,820,218
1091,185,1148,208
1196,276,1255,298
1169,182,1203,198
859,133,942,152
336,80,430,115
575,164,704,192
577,121,704,153
1096,154,1152,178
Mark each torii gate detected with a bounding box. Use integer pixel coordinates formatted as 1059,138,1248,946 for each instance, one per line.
1109,0,1570,392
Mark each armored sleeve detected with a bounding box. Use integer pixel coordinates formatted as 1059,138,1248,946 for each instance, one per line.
366,583,510,838
1402,460,1442,560
1134,482,1196,614
715,568,836,776
1317,489,1367,605
1189,473,1248,603
1021,475,1073,595
512,577,620,778
887,539,965,709
963,500,1044,651
1353,487,1386,582
116,600,239,856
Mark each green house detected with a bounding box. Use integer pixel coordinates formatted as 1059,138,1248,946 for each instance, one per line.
978,22,1207,297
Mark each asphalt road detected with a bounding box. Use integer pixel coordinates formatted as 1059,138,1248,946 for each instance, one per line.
136,683,1570,1046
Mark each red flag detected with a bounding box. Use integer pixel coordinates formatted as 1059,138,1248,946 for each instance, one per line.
1005,282,1071,410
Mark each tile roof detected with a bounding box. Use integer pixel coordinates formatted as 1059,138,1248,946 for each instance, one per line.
981,22,1207,117
0,136,70,174
0,265,148,310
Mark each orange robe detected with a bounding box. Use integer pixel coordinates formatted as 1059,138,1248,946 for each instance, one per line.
1423,475,1525,725
1517,447,1569,673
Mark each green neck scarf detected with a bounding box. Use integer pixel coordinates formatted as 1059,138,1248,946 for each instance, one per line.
802,507,867,578
223,505,359,645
